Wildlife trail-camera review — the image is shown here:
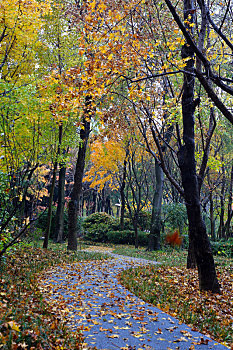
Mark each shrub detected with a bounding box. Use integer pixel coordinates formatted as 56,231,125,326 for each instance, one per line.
107,230,135,245
137,211,151,231
211,239,233,257
107,230,149,246
35,207,68,239
124,211,151,231
121,218,133,230
82,212,149,246
162,202,187,234
138,230,149,246
82,212,118,242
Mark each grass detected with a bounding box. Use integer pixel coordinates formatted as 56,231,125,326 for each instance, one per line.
116,245,233,348
113,244,187,265
0,241,107,350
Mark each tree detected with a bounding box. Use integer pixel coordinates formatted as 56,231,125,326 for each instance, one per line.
67,116,91,251
0,0,51,255
83,120,130,227
176,0,220,292
125,144,153,248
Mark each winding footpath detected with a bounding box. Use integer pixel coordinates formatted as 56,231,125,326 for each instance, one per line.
40,249,230,350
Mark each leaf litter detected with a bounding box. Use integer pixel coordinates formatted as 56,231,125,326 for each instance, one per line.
120,263,233,348
39,256,230,350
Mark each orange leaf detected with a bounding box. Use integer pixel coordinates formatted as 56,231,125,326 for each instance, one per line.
165,230,183,247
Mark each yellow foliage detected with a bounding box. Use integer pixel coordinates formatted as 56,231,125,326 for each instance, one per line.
0,0,51,81
84,139,126,191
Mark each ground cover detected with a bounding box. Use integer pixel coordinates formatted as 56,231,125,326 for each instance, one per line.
116,246,233,348
112,245,187,266
1,241,232,349
0,243,107,349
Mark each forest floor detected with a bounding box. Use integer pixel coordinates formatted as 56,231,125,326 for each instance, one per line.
0,242,232,349
0,244,107,349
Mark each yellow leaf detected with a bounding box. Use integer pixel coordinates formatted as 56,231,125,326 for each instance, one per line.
8,321,20,332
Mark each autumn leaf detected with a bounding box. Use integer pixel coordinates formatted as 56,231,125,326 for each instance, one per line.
7,321,20,332
165,230,183,247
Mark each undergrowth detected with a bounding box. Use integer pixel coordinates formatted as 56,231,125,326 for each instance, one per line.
118,247,233,348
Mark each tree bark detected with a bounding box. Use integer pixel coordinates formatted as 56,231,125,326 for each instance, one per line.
54,163,66,243
148,161,163,251
43,125,62,249
133,215,139,249
209,191,215,241
218,164,225,239
91,189,97,214
67,118,90,251
177,0,220,292
224,164,233,237
187,240,196,269
120,151,128,229
43,164,58,249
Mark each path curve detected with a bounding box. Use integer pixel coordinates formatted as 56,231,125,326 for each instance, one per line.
40,252,229,350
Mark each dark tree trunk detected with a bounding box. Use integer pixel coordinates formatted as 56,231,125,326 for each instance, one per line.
218,166,225,239
120,151,128,229
54,163,66,243
43,125,62,249
209,191,215,241
97,193,102,212
43,164,58,249
67,118,90,251
224,164,233,237
148,162,163,251
187,240,196,269
92,189,97,214
133,215,139,249
105,195,111,214
177,0,220,293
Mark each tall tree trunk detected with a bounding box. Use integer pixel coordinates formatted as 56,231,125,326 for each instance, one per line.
43,125,62,249
91,189,97,214
209,191,215,241
187,240,196,269
133,215,139,249
67,118,90,251
224,164,233,238
218,165,225,239
105,195,111,214
148,162,163,251
120,149,128,229
177,0,220,292
43,166,57,249
54,163,66,243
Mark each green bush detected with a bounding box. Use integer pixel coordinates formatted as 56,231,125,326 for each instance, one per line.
124,211,151,231
36,207,69,239
82,212,119,242
211,239,233,257
107,230,135,244
107,229,149,246
162,202,187,234
121,218,134,230
137,211,151,231
82,212,149,246
137,230,149,246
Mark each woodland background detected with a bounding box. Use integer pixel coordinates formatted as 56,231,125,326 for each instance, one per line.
0,0,233,347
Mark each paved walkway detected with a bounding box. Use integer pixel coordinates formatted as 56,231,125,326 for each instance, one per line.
41,252,229,350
